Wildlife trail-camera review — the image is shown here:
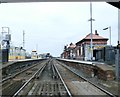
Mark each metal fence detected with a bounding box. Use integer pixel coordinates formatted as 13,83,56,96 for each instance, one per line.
94,46,116,65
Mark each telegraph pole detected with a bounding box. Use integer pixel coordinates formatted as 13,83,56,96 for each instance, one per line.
36,44,38,58
23,30,25,49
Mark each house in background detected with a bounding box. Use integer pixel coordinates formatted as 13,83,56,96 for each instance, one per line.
9,46,26,60
61,43,76,59
61,45,69,59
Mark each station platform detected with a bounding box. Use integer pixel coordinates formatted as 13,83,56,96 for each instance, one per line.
57,58,114,66
57,58,115,81
57,59,118,96
1,58,44,69
58,58,115,70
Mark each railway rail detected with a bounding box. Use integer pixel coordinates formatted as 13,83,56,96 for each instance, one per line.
2,61,43,82
2,60,49,96
2,59,46,81
13,59,71,97
55,59,117,97
2,58,117,97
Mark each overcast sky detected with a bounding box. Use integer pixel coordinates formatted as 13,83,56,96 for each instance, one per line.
0,2,118,57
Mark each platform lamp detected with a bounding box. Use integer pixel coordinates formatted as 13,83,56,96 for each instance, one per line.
88,1,95,61
103,26,111,46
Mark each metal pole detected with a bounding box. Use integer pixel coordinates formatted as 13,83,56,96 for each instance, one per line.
36,44,38,58
90,1,93,61
23,30,25,48
8,27,10,34
115,49,120,81
109,26,111,46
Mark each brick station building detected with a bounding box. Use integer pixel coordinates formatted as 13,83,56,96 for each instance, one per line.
61,30,108,61
75,30,108,60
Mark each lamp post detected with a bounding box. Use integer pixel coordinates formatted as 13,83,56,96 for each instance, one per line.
103,26,111,46
88,1,95,61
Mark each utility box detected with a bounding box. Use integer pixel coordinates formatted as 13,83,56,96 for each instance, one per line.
2,49,8,63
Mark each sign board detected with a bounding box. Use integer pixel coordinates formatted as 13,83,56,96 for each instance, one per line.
5,34,11,41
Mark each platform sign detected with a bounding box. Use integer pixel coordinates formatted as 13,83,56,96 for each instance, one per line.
115,49,120,81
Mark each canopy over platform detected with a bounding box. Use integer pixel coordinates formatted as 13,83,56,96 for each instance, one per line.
108,2,120,9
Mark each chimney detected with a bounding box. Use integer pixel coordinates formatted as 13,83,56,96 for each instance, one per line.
95,30,99,35
70,42,73,46
64,45,67,50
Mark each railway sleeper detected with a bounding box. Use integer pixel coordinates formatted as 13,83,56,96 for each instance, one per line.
51,64,59,79
2,81,23,96
52,75,58,79
35,65,46,79
19,82,35,95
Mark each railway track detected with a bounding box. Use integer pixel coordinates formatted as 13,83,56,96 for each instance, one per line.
2,58,117,97
2,60,49,96
2,60,45,82
13,59,71,97
55,59,117,97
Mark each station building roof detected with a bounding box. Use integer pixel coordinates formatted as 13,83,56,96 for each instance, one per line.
84,33,108,40
68,43,76,48
76,30,108,45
